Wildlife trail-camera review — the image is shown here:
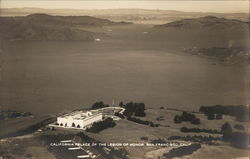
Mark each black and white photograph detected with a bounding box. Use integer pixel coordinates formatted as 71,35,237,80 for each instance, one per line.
0,0,249,159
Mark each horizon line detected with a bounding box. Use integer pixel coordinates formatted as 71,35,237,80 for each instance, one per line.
1,7,249,14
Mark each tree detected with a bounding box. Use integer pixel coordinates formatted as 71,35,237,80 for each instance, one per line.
72,123,76,127
119,102,124,107
221,122,232,133
134,103,146,117
191,118,200,125
221,122,232,141
123,110,133,118
174,115,181,123
207,113,215,120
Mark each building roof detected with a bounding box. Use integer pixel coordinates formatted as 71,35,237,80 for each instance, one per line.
59,111,99,120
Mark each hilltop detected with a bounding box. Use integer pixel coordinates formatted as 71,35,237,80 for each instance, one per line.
0,14,132,41
154,16,249,30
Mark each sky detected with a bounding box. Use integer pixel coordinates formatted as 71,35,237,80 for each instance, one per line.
1,0,249,13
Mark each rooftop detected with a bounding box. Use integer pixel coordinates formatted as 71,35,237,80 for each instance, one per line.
59,111,97,120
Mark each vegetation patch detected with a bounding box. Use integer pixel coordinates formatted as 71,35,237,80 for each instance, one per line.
180,127,222,134
199,105,249,122
174,112,200,125
140,136,149,141
91,101,110,109
163,144,201,159
221,122,248,149
86,117,116,133
127,117,159,127
168,135,221,143
234,124,245,130
121,102,146,117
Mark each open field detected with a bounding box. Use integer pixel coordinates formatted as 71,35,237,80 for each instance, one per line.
0,107,249,159
84,108,249,158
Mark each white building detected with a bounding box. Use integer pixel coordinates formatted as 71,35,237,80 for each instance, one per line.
57,111,103,130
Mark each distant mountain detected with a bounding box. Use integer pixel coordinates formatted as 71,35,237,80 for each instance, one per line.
154,16,249,30
0,14,132,41
25,13,131,27
1,8,249,24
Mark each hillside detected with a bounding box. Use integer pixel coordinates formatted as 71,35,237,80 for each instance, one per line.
0,110,32,120
153,16,249,62
0,14,132,41
155,16,249,30
184,47,249,62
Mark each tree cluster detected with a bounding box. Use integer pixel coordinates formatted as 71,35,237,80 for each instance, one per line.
206,113,223,120
234,124,245,130
221,122,248,149
127,117,159,127
174,112,200,125
86,117,116,133
167,135,221,143
91,101,109,109
163,144,201,159
122,102,146,117
180,127,222,134
199,105,249,122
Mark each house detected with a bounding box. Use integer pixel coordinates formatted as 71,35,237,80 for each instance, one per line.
57,111,103,130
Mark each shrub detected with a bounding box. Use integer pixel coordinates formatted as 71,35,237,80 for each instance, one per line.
174,115,181,123
234,124,245,130
191,118,200,125
140,136,148,140
156,116,164,121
